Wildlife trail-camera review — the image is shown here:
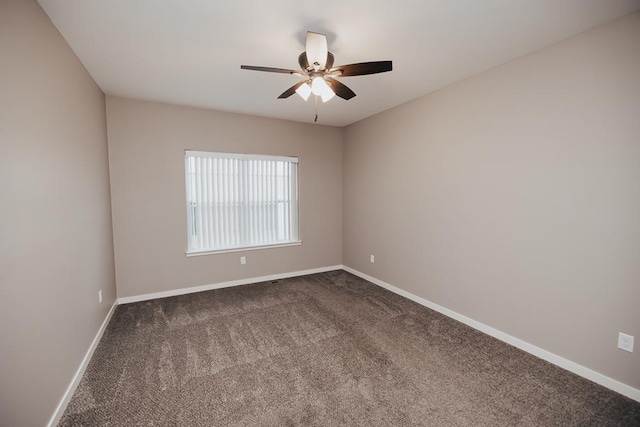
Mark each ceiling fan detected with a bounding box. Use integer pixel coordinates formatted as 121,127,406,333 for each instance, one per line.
241,31,392,105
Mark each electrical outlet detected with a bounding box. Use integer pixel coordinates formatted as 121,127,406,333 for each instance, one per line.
370,255,375,263
618,332,634,353
240,256,246,265
98,289,103,304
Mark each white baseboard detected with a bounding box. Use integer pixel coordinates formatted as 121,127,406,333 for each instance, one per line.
341,265,640,403
47,300,118,427
117,265,343,305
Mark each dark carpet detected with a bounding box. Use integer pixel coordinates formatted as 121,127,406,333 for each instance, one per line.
60,270,640,426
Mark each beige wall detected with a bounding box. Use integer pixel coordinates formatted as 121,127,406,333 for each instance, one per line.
0,1,117,426
106,97,342,298
343,11,640,390
2,3,637,424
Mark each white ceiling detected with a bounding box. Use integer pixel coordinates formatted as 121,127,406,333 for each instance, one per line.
38,0,640,127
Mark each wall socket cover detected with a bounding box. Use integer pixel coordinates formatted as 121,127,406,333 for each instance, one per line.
240,256,246,265
617,332,634,353
98,289,103,304
370,255,375,263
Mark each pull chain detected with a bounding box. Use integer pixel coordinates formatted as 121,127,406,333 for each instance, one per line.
314,95,318,123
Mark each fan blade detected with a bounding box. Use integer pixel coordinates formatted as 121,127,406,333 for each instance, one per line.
241,65,299,75
326,78,356,100
305,31,328,69
325,52,335,71
278,81,306,99
332,61,392,77
298,53,309,71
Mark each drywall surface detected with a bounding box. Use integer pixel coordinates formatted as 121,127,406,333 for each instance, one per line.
0,0,117,425
106,97,342,298
343,12,640,389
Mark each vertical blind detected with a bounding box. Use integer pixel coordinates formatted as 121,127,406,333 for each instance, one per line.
185,151,299,253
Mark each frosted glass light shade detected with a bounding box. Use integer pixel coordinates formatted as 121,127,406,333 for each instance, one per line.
312,77,329,95
311,77,335,102
320,89,335,103
295,82,311,101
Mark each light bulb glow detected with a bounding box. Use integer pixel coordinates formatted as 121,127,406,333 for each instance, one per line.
311,76,335,102
311,77,326,95
295,82,311,101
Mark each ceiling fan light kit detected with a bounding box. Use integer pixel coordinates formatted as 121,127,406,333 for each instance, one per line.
241,31,392,120
311,77,335,102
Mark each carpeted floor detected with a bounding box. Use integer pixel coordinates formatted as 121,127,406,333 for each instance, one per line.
60,270,640,426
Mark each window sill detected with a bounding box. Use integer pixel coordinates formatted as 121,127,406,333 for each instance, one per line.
186,241,302,257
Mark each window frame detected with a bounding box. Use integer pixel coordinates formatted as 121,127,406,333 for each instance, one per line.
184,150,301,256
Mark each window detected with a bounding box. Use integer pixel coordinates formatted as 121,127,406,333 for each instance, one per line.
185,151,300,255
